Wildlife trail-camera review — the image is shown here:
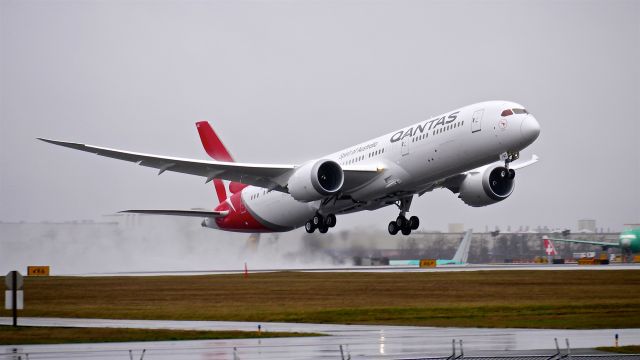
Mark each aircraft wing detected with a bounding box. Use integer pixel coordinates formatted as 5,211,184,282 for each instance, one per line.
547,238,620,249
510,154,539,170
119,209,229,218
38,138,379,194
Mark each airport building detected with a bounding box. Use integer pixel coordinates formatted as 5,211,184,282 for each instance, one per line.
577,219,597,233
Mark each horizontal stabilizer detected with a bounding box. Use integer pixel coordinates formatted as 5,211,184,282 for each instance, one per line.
119,209,229,218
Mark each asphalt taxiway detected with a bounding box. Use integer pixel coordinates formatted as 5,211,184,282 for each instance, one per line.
2,317,638,359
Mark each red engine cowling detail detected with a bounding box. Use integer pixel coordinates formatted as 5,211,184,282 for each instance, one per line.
214,192,273,232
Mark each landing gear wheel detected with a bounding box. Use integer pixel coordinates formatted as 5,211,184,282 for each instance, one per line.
312,214,323,226
318,225,328,234
409,216,420,230
401,227,412,236
396,216,407,229
305,220,315,233
388,221,399,235
325,214,337,228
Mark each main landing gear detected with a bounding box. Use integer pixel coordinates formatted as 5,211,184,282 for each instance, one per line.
388,215,419,235
305,213,336,234
388,196,419,236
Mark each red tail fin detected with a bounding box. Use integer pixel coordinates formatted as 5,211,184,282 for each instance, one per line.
543,236,557,256
196,121,247,202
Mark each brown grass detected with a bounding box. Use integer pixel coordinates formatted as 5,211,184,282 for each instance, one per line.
1,270,639,328
0,325,319,345
596,346,640,354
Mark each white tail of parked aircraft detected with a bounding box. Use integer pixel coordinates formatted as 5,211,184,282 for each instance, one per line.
452,229,473,264
40,100,540,235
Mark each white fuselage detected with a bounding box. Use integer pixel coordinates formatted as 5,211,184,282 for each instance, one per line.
229,100,539,231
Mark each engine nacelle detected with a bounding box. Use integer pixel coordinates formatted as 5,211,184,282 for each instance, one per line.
288,159,344,202
458,164,515,207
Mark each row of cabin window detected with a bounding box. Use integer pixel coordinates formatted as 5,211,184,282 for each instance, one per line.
368,148,384,158
433,121,464,135
342,148,385,165
250,189,268,200
411,121,465,143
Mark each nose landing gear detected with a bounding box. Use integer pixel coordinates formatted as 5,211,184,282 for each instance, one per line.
500,151,518,179
388,196,419,235
305,213,337,234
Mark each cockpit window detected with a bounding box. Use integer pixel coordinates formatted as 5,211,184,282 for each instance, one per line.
501,109,513,116
512,108,528,114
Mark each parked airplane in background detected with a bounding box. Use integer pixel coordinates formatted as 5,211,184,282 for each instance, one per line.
40,100,540,235
543,237,558,256
390,229,474,266
436,229,474,265
547,227,640,257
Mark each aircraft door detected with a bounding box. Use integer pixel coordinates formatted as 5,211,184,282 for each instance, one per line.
471,109,483,133
401,138,409,156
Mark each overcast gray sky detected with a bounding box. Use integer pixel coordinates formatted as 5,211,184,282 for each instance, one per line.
1,0,639,233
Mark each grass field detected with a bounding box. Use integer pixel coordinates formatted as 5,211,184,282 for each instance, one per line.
1,270,639,329
596,346,640,354
0,325,318,345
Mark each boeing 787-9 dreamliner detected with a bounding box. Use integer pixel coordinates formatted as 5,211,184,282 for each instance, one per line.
40,100,540,236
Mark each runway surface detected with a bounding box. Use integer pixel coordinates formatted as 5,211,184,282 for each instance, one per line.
74,262,640,277
2,317,638,359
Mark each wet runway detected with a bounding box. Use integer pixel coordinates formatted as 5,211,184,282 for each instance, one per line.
2,317,638,359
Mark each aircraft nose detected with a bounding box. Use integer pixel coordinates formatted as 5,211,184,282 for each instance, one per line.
520,115,540,143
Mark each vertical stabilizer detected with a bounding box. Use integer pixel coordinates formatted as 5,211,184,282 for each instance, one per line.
452,229,473,264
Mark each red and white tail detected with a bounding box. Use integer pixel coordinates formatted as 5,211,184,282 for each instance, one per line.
196,121,247,203
543,236,557,256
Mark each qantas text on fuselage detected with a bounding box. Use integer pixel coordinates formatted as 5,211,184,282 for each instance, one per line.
40,100,541,236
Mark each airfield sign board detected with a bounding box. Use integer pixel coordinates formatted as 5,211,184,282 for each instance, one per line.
5,271,24,290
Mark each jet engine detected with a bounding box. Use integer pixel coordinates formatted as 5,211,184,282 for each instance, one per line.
458,164,515,207
288,159,344,202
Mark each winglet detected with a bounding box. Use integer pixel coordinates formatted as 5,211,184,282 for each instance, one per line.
196,121,234,162
196,121,246,203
